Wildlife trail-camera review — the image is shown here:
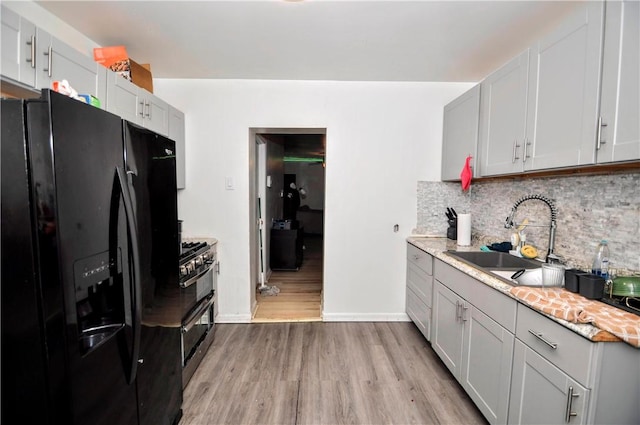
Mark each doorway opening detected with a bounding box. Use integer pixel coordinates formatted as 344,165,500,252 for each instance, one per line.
248,129,326,322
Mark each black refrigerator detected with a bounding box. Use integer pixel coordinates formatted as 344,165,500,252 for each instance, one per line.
1,90,182,425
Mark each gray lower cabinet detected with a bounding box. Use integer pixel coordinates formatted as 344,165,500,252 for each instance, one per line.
509,339,590,425
510,303,639,425
441,84,480,181
597,0,640,163
432,281,464,374
462,305,514,425
423,257,639,425
405,244,433,340
432,260,516,425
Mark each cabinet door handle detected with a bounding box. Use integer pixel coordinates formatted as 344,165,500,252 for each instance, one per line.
564,386,579,422
512,140,521,163
522,139,531,163
455,301,460,321
43,45,52,77
528,329,558,349
596,116,608,150
26,35,36,68
461,304,468,322
145,101,151,118
139,101,145,117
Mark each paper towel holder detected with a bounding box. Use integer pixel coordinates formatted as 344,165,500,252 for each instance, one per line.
457,213,472,246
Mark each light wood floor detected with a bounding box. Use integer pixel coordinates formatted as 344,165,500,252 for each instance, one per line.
180,322,487,425
253,235,323,322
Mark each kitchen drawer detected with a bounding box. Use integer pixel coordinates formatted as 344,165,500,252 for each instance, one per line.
406,286,431,341
434,259,517,332
407,243,432,275
407,261,432,307
516,304,594,386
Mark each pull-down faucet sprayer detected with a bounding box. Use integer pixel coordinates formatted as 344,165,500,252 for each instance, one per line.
505,194,558,263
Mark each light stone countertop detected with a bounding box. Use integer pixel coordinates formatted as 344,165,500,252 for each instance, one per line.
183,237,218,246
407,236,621,344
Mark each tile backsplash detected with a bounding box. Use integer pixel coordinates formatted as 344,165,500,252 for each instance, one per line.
416,173,640,274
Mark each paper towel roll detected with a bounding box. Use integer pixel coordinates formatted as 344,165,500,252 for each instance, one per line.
457,213,471,246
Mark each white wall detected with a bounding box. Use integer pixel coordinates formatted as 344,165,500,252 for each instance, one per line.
154,79,472,322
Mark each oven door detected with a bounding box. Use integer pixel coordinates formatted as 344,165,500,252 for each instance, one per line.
181,293,215,388
181,294,214,360
180,266,214,316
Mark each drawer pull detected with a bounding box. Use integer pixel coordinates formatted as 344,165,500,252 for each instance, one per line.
565,386,579,422
413,254,420,261
528,329,558,349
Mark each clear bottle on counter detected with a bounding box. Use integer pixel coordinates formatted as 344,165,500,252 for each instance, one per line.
591,240,610,280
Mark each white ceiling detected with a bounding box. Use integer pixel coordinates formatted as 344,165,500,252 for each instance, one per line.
35,0,583,82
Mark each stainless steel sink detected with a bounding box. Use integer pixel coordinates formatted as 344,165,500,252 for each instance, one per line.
445,251,541,270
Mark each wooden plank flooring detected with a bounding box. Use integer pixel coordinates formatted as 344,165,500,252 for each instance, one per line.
180,322,487,425
253,235,323,322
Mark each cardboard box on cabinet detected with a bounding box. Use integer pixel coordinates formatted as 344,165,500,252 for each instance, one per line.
93,46,154,93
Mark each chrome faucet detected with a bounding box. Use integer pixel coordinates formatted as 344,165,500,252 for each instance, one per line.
504,194,558,263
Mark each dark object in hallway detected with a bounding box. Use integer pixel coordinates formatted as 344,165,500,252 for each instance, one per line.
283,182,301,220
270,227,304,270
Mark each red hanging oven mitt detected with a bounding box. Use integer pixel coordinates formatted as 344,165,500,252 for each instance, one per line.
460,155,472,191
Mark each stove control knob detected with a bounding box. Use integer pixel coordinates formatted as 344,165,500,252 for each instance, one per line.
186,261,195,274
195,256,203,267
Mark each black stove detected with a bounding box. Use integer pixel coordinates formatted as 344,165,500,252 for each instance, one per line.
180,241,209,262
179,241,215,286
600,296,640,316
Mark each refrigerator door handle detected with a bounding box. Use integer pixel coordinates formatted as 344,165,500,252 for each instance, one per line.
116,166,142,385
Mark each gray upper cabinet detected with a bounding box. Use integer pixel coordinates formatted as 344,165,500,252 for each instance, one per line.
477,0,635,176
1,6,105,102
35,28,106,103
597,0,640,163
1,6,37,88
524,1,604,170
441,84,480,181
478,51,529,176
106,71,169,136
169,106,186,189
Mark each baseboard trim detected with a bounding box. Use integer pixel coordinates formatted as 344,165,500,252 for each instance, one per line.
322,312,411,322
216,313,253,323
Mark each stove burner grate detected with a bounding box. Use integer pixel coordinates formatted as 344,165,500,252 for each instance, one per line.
600,296,640,316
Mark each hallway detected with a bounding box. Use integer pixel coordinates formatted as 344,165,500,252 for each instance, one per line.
253,235,323,322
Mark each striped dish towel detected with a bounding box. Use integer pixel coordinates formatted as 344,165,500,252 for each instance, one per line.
509,287,640,348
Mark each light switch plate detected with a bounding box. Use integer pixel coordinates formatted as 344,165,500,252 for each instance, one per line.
225,177,234,190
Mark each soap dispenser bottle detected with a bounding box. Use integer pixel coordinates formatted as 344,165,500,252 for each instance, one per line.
591,240,610,280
